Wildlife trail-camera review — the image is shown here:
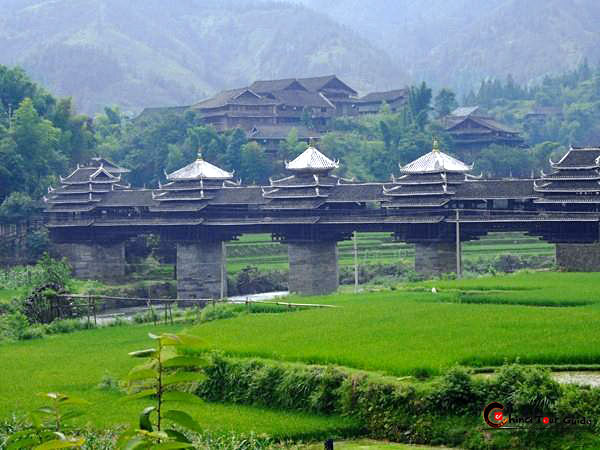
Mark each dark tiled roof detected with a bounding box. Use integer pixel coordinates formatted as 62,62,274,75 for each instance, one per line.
325,184,383,202
297,75,357,95
98,190,155,207
249,78,305,93
272,90,333,108
359,89,408,103
443,114,520,135
249,125,321,140
450,106,480,117
191,88,278,109
541,168,600,180
261,199,326,209
210,187,265,205
270,174,337,188
455,180,535,199
551,147,600,168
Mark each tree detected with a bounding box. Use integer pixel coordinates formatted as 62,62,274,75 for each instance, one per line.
239,141,272,184
408,82,432,130
434,88,458,118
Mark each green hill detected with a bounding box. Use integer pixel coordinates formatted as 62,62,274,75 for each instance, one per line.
0,0,402,114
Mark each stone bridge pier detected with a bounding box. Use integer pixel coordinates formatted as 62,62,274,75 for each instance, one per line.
555,243,600,271
53,240,127,283
414,241,458,278
287,240,339,296
176,240,226,299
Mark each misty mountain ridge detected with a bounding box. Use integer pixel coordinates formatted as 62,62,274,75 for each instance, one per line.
1,0,599,113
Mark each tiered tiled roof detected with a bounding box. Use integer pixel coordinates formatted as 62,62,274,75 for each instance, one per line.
534,146,600,205
262,144,351,209
383,140,475,208
151,153,239,212
45,159,130,213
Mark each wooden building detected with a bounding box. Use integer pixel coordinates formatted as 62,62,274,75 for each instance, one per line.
441,106,524,155
247,125,321,154
357,89,408,115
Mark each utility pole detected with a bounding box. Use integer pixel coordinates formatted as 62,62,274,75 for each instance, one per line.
353,231,359,292
220,241,226,299
455,209,462,278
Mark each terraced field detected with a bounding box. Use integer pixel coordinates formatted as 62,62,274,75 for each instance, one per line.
225,231,554,273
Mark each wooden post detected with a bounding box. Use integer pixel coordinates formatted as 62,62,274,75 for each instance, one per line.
92,296,97,326
220,241,226,299
169,302,174,325
455,209,462,278
164,301,168,324
353,231,359,293
87,294,91,327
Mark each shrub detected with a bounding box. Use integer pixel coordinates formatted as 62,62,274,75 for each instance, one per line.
0,310,29,340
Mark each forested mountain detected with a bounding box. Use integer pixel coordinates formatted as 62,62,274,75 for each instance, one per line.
300,0,600,92
0,0,401,114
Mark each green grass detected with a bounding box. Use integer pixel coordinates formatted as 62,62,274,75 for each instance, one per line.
303,440,441,449
0,323,357,438
417,271,600,306
187,272,600,376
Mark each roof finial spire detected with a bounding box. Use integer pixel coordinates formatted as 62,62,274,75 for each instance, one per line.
432,137,440,153
197,148,203,160
308,137,316,148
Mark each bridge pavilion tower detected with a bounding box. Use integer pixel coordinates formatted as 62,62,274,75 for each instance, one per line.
534,146,600,271
262,144,346,295
45,158,131,282
383,139,476,277
152,152,239,299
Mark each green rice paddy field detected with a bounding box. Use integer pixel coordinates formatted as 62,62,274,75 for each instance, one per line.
1,271,599,442
0,323,357,438
189,272,600,376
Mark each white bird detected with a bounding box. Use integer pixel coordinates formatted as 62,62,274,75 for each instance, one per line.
431,287,437,294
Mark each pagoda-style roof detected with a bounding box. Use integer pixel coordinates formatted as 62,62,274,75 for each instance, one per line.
534,147,600,207
400,141,472,174
151,153,238,213
285,145,339,173
165,154,234,181
549,146,600,169
89,157,130,174
45,157,130,212
383,140,476,209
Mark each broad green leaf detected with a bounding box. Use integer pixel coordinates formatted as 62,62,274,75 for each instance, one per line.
164,429,191,444
36,407,55,416
163,372,206,386
6,436,39,450
58,396,89,406
148,332,160,340
129,349,156,358
162,392,202,404
126,368,157,382
33,438,85,449
162,356,208,368
175,334,204,347
162,410,203,432
122,389,157,401
117,434,151,450
60,410,85,422
39,392,66,401
139,406,155,432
